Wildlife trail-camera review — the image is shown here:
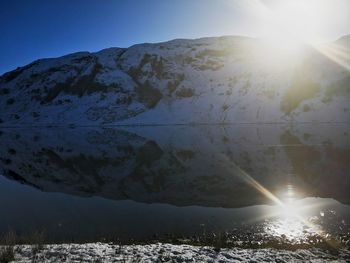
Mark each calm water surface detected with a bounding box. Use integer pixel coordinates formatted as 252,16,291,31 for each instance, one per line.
0,124,349,246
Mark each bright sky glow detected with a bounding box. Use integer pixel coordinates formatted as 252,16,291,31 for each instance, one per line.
259,0,338,45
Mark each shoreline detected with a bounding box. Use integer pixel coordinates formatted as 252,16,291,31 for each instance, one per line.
1,242,350,263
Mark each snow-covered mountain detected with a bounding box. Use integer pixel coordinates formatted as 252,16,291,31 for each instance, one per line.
0,35,349,125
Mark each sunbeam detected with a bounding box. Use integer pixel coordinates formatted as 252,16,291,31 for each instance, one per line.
313,42,350,72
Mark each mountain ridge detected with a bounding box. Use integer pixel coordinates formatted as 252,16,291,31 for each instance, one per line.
1,35,349,126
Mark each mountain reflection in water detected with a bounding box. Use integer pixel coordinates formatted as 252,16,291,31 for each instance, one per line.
0,124,349,244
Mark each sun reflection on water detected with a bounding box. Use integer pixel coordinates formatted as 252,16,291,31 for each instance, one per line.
264,184,324,243
229,161,337,245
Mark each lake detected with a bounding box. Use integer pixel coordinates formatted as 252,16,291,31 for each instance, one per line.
0,123,349,247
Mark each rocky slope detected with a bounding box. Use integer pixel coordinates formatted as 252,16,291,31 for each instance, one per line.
0,36,349,126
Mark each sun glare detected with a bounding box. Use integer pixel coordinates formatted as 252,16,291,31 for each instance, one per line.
261,0,330,48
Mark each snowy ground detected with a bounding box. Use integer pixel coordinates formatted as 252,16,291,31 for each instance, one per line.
2,242,349,262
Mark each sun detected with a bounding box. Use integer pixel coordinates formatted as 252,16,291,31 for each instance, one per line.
261,0,329,47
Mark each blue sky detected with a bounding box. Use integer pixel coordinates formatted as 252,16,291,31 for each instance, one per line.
0,0,349,74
